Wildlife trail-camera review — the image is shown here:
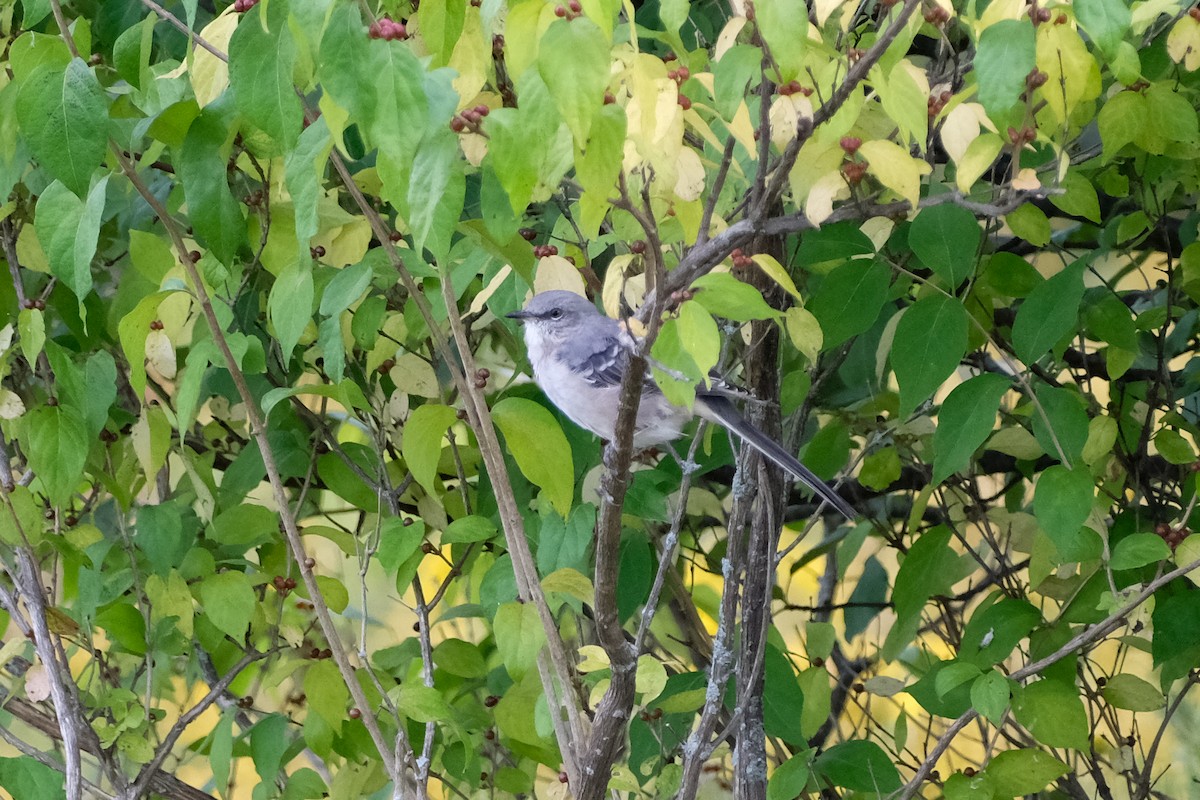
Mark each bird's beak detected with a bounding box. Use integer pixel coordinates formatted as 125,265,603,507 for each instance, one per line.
506,310,530,320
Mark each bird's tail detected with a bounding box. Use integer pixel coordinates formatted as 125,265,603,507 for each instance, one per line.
696,394,857,521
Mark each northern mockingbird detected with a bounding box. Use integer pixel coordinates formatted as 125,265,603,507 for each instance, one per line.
507,290,855,519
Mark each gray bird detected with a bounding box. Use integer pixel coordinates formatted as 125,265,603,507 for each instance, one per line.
506,290,855,519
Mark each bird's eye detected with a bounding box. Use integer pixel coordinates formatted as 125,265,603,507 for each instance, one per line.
549,308,563,320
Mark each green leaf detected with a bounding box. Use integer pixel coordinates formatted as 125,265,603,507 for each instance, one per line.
0,486,44,546
493,601,547,680
1031,384,1090,465
16,59,108,197
199,571,257,640
433,639,487,678
1156,428,1196,464
909,204,982,286
1145,83,1199,145
250,715,291,784
884,527,967,659
1102,673,1165,711
1050,170,1102,223
1074,0,1130,56
304,660,348,732
229,0,302,151
1035,465,1095,560
984,750,1069,797
492,397,575,516
0,755,66,800
934,373,1010,483
691,273,781,322
767,752,811,800
418,0,467,67
442,515,498,544
808,258,890,347
1012,260,1085,363
1098,91,1146,159
892,294,969,415
813,740,901,793
974,20,1036,116
763,645,805,743
1110,533,1171,571
402,404,458,497
714,46,763,120
396,685,454,723
26,405,89,507
538,18,609,146
959,599,1041,667
757,0,808,77
284,117,333,246
1005,202,1051,246
179,110,247,266
970,671,1011,725
270,261,314,357
35,176,107,302
18,308,44,366
319,261,372,317
1013,679,1090,750
407,131,465,263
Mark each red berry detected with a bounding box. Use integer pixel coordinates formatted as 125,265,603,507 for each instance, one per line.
604,90,616,104
484,695,500,707
368,20,382,38
519,227,537,241
630,240,647,254
474,104,490,117
676,66,690,80
569,0,582,11
349,708,361,719
450,117,466,132
677,94,692,110
555,5,567,15
839,136,862,155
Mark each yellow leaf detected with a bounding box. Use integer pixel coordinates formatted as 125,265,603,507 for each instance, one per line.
534,255,588,295
1168,16,1200,71
1037,25,1101,124
145,330,177,381
715,16,748,59
750,254,802,300
956,132,1005,192
450,10,489,108
577,644,610,672
728,100,758,158
805,169,849,225
191,10,238,108
674,147,705,201
788,139,843,207
978,0,1025,29
542,567,595,604
941,102,981,165
859,140,930,209
785,306,823,362
880,62,929,148
0,390,24,420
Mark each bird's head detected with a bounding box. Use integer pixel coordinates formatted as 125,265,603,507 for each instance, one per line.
506,291,599,340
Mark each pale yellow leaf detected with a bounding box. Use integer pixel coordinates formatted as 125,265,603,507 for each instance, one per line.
534,255,588,295
674,147,706,201
450,10,489,105
1037,24,1102,123
978,0,1025,29
784,306,823,362
25,663,50,702
941,102,982,165
191,11,238,108
145,330,177,381
805,170,849,224
602,253,636,318
390,353,440,398
728,100,758,159
577,645,610,672
789,139,843,208
859,140,930,209
750,254,802,300
0,390,24,420
715,16,748,60
1011,167,1040,191
635,655,668,702
955,132,1005,192
814,0,851,27
1168,16,1200,71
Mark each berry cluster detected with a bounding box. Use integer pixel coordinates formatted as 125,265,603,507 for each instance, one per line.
839,136,861,156
149,319,164,331
554,0,582,18
308,646,333,659
922,5,950,26
473,367,490,389
678,93,692,110
310,245,325,260
730,248,754,269
1006,125,1037,145
368,17,408,40
778,80,814,97
665,288,696,312
450,104,490,132
841,160,869,185
533,244,559,258
1028,2,1051,23
272,574,297,594
638,707,665,722
1026,68,1048,91
21,298,46,311
1155,522,1192,551
232,0,259,12
377,357,396,375
927,89,952,117
668,65,690,83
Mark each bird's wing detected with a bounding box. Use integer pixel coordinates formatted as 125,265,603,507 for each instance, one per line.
559,334,629,388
